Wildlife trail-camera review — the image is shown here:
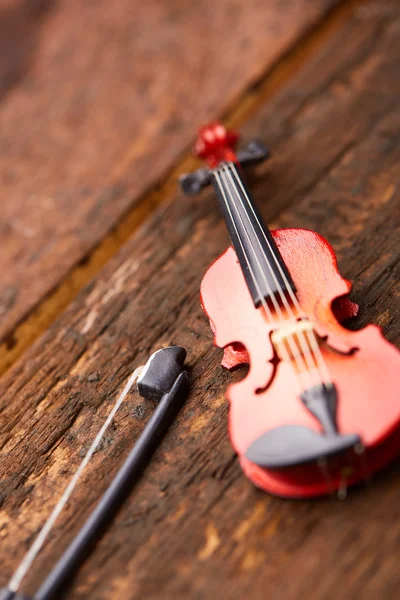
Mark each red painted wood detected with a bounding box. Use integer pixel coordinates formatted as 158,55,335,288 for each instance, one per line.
201,228,400,498
194,122,239,168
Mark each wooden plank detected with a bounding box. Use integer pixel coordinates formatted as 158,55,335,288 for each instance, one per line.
0,1,399,598
0,0,340,345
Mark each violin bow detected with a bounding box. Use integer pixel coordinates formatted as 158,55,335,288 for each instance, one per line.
1,346,189,600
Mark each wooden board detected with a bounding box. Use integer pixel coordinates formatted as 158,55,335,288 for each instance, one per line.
0,1,399,599
0,0,339,344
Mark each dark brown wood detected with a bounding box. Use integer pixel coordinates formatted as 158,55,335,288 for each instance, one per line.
0,0,339,344
0,1,399,599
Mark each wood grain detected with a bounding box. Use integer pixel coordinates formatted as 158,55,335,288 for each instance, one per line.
0,0,339,344
0,1,399,599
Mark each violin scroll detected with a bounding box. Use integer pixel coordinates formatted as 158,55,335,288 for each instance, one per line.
179,121,270,196
194,122,239,167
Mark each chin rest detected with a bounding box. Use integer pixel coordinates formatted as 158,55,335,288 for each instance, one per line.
245,424,361,469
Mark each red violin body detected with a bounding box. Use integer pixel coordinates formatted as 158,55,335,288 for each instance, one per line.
201,228,400,497
180,122,400,498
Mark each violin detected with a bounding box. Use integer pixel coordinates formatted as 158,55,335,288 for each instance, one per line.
180,122,400,498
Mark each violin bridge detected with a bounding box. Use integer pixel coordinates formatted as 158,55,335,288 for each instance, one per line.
271,320,315,364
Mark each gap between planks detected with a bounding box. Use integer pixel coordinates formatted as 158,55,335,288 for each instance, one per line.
0,0,366,378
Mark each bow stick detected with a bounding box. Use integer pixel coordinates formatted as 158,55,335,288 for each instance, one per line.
1,346,189,600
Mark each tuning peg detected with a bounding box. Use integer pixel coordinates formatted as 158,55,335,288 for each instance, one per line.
237,140,270,167
179,168,212,196
179,138,270,197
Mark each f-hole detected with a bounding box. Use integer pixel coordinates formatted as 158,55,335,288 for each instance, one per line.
256,342,280,395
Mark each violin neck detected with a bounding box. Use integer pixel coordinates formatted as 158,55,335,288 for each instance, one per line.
212,162,295,307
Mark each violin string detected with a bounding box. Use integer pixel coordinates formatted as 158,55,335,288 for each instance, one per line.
213,168,305,387
215,172,307,393
214,169,315,394
229,163,332,384
220,165,322,388
223,165,323,388
7,366,143,594
230,162,331,382
222,165,346,490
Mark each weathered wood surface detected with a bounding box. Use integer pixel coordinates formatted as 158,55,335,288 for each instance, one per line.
1,1,400,599
0,0,339,345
